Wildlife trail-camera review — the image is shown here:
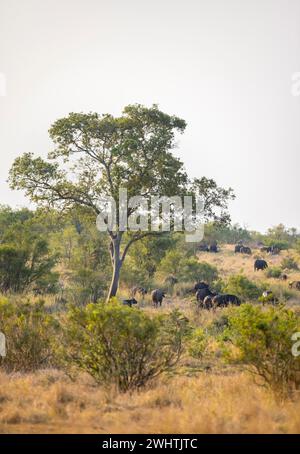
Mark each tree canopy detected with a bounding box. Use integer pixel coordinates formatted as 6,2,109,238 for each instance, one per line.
9,104,234,300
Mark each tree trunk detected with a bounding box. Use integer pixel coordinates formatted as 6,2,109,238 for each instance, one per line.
107,257,122,301
106,235,123,302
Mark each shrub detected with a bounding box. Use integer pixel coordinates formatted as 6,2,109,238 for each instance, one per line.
173,281,194,297
281,256,298,271
0,241,57,293
0,298,59,372
62,302,190,392
68,268,108,304
157,249,218,284
221,304,300,399
223,274,261,300
188,328,208,359
181,259,218,284
266,267,282,279
264,239,290,251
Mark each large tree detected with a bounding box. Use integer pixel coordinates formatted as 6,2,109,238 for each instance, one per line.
9,104,234,301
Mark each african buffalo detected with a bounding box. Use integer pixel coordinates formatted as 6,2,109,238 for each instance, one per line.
196,287,216,304
202,295,214,310
212,294,241,308
260,246,270,253
198,244,210,252
240,246,252,255
261,290,278,305
254,259,268,271
194,281,209,292
131,286,148,297
151,289,166,307
209,244,218,253
260,246,280,255
235,244,243,253
289,281,300,291
123,298,138,307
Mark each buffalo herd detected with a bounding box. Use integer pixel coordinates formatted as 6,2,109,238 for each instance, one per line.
123,242,299,309
194,282,241,309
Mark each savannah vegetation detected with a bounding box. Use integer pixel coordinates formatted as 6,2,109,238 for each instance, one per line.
1,106,300,433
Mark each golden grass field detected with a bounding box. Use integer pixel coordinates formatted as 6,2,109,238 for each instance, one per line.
1,244,300,434
1,370,300,434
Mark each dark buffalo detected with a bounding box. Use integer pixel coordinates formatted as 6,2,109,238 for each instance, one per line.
123,298,138,307
280,274,288,281
131,286,148,297
270,247,280,255
260,246,270,253
240,246,252,255
209,244,218,253
197,243,210,252
202,295,214,310
254,259,268,271
212,294,241,308
151,289,166,307
196,287,216,303
289,281,300,291
235,244,243,253
194,281,209,292
260,246,280,255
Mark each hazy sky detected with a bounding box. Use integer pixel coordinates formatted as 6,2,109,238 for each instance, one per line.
0,0,299,232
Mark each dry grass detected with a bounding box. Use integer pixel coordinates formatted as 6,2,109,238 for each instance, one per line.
1,244,300,434
1,369,300,434
197,245,300,305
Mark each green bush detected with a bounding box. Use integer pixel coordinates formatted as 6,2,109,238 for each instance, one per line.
0,297,59,372
281,256,299,271
62,302,190,392
264,239,290,251
266,267,282,279
223,274,261,300
181,259,218,284
157,249,218,284
188,328,208,359
0,241,57,294
221,304,300,399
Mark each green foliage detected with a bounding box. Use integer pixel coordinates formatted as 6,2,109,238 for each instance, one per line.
0,297,59,372
294,239,300,253
0,238,57,293
258,292,277,305
181,258,218,283
264,239,290,251
221,304,300,399
203,222,251,244
281,256,299,271
188,328,208,359
266,267,283,279
124,234,175,282
223,274,261,300
9,105,234,300
157,249,218,284
0,205,33,238
62,303,190,392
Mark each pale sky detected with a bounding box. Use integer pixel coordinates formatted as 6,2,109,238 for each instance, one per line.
0,0,299,232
